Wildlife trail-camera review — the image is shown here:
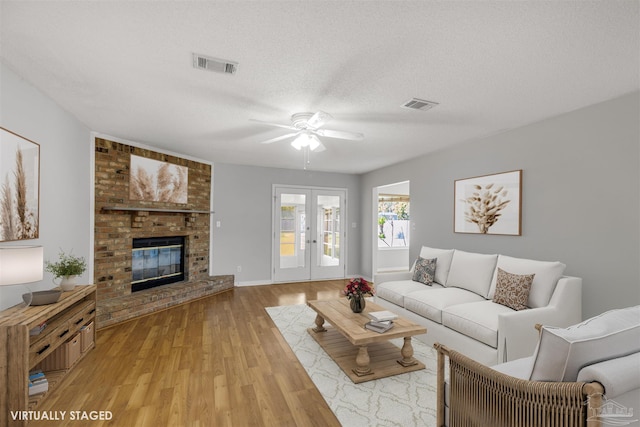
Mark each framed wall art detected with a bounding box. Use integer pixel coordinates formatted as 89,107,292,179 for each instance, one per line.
0,127,40,242
129,155,188,203
454,170,522,236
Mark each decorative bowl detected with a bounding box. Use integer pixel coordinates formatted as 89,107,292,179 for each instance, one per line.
24,290,62,306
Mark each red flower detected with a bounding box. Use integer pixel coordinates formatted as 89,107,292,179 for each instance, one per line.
343,277,374,299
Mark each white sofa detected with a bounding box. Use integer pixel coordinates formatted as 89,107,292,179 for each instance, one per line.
374,246,582,365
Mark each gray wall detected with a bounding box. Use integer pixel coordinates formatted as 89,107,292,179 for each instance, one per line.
212,163,361,284
361,92,640,319
1,62,92,298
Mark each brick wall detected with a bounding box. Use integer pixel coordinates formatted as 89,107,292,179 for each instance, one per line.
94,137,233,328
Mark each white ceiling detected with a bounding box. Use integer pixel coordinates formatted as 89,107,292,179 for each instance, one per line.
1,1,638,174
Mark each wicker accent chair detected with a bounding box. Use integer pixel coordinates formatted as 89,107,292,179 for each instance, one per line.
435,343,605,427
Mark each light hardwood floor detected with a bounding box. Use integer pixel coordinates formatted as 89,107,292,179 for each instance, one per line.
30,281,346,427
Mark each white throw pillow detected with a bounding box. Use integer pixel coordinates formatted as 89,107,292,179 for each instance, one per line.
529,305,640,382
487,255,566,307
445,250,498,297
418,246,455,285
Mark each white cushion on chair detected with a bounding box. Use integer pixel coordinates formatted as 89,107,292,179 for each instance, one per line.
529,305,640,382
491,356,534,380
445,250,497,297
487,255,566,307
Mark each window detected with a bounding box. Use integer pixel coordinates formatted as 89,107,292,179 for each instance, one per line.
378,194,409,248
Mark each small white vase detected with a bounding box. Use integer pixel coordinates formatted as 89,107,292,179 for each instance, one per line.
57,275,78,291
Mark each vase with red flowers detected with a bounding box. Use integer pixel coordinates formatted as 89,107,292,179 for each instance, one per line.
343,277,374,313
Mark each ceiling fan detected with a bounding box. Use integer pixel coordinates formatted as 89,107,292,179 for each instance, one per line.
250,111,364,152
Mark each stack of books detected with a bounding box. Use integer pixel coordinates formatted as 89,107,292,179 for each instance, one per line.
28,370,48,396
365,319,394,333
368,310,398,322
29,321,47,336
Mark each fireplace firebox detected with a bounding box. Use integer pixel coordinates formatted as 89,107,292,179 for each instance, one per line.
131,236,185,292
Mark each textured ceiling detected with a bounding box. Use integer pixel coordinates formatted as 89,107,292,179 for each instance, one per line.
1,1,638,173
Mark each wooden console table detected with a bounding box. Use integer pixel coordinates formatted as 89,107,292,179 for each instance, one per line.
0,285,96,427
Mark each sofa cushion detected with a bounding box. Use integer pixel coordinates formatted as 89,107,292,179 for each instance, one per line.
492,268,534,311
405,288,485,324
442,300,513,348
375,280,442,307
445,250,497,297
418,246,455,285
412,257,437,285
487,255,566,307
529,305,640,382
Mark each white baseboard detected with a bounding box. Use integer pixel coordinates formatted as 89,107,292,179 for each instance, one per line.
235,275,373,287
235,280,273,287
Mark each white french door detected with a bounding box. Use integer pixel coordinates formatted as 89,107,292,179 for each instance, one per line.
273,186,346,282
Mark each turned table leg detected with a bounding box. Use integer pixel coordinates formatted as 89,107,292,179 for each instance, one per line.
312,314,327,332
353,345,372,376
398,336,418,367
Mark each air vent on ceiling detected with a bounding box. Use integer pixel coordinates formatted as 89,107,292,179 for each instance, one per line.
401,98,439,111
193,53,238,75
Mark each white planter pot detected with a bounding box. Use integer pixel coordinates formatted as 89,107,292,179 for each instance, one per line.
58,275,78,291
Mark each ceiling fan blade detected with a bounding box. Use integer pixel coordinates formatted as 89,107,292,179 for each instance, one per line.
306,111,332,129
249,118,297,131
260,132,299,144
315,128,364,141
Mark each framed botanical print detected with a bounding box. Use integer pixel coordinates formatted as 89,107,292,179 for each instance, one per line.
454,170,522,235
0,128,40,241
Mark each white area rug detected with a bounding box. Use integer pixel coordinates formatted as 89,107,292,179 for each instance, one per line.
265,304,438,427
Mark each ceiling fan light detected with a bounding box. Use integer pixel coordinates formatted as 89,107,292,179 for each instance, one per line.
309,135,321,151
291,134,306,150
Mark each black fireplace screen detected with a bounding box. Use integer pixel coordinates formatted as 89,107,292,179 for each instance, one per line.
131,236,185,292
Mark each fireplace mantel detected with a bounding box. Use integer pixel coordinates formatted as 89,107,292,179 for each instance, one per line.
102,206,214,214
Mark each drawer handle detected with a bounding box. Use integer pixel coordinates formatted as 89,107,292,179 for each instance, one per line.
89,309,96,315
74,317,84,325
37,344,50,355
59,329,69,338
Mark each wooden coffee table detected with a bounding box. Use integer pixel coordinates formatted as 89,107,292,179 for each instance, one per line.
307,298,427,383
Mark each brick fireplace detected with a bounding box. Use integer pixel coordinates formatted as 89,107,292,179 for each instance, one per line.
94,137,233,328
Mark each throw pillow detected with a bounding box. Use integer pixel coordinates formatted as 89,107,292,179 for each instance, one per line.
492,268,535,311
412,257,437,285
529,305,640,382
486,255,566,307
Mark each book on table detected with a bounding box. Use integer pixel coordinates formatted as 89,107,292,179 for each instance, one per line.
365,320,394,333
368,310,398,322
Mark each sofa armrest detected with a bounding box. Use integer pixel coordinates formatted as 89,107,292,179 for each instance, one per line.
373,271,412,285
497,276,582,362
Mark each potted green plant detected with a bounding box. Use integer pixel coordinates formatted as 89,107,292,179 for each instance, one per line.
45,250,87,291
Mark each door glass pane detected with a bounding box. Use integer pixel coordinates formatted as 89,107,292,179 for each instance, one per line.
280,193,306,269
316,195,340,267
